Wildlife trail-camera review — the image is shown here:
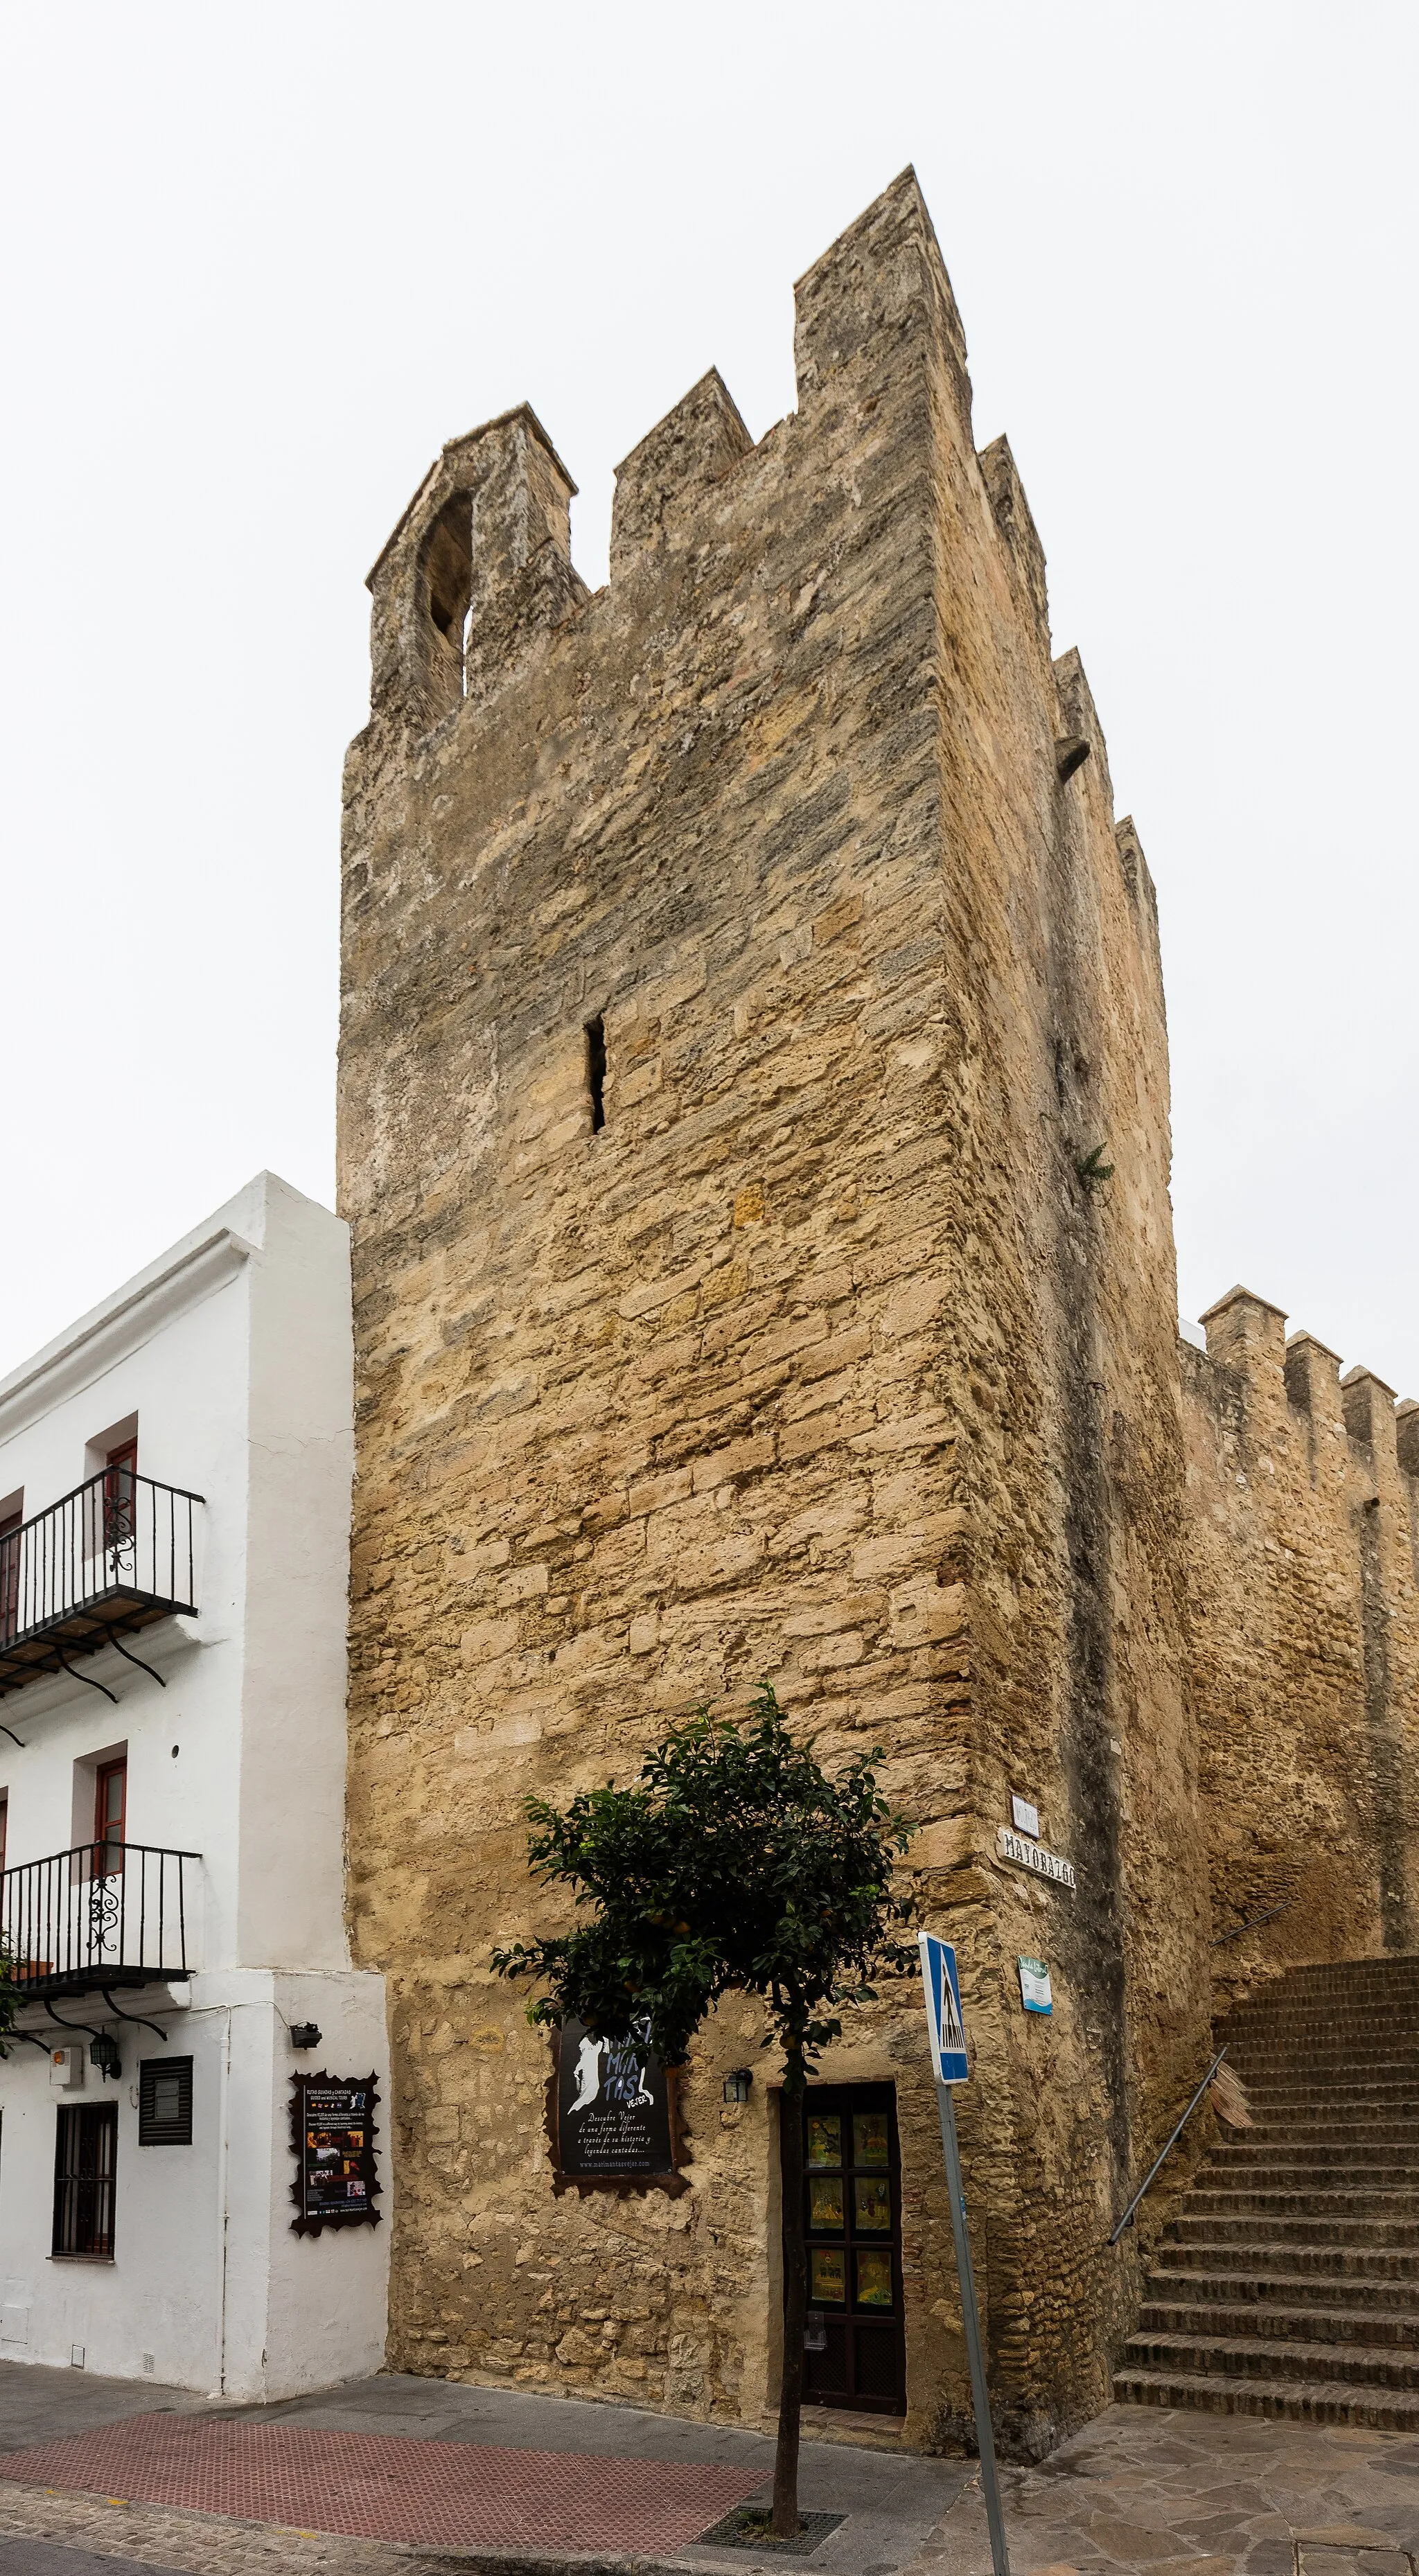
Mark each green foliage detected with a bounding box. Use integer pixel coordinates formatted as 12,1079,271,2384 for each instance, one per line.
493,1682,917,2090
0,1955,17,2060
1075,1141,1115,1190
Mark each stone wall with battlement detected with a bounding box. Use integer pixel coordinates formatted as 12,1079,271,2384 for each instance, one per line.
1181,1288,1419,2006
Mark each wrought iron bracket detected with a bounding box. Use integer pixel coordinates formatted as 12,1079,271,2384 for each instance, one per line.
101,1988,170,2043
40,2000,105,2044
103,1630,166,1687
52,1645,118,1706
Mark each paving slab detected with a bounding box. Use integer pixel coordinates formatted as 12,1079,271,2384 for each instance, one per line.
0,2543,191,2576
907,2405,1419,2575
0,2365,206,2453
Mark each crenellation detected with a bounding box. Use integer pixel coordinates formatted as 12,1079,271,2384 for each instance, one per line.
977,432,1050,644
609,368,752,576
362,403,583,764
1341,1363,1401,1470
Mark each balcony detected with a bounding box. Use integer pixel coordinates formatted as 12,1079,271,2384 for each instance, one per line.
1,1842,200,2002
0,1470,202,1700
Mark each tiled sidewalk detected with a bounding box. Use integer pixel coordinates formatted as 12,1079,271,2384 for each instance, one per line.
0,2418,764,2557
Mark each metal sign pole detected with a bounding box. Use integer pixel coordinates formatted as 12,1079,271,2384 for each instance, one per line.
935,2079,1011,2576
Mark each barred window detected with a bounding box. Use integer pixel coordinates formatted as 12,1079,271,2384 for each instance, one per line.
53,2103,116,2257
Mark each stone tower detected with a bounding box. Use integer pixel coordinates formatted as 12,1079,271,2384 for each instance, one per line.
337,171,1212,2450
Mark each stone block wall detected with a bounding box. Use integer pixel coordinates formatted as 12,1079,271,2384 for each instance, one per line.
1181,1289,1419,2009
337,171,1215,2454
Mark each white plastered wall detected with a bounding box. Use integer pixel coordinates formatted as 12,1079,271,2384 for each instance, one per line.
0,1175,389,2396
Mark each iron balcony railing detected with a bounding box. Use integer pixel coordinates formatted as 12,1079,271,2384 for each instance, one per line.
0,1469,202,1700
0,1842,201,2002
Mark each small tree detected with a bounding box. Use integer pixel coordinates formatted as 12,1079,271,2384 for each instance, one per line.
494,1683,915,2539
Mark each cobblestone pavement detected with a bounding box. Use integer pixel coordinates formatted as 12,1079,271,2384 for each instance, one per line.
909,2406,1419,2575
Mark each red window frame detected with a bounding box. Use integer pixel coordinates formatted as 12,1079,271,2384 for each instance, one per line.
0,1506,20,1646
94,1756,127,1878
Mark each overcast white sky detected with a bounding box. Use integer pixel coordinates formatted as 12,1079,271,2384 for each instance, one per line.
1,2,1415,1396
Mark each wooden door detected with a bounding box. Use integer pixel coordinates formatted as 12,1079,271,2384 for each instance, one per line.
784,2081,906,2416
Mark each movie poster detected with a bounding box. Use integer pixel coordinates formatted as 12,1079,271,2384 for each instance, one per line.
556,2018,674,2176
290,2073,382,2235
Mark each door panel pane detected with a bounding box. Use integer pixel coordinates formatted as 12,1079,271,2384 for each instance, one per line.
854,2111,890,2167
855,2249,894,2307
807,2115,842,2167
809,2175,845,2230
854,2175,892,2231
810,2248,846,2303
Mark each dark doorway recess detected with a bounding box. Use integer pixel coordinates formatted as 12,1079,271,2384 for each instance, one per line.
783,2080,906,2416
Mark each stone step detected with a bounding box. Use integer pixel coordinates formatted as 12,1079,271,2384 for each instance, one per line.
1138,2295,1419,2347
1206,2145,1419,2175
1241,2090,1419,2117
1143,2261,1419,2312
1158,2239,1419,2282
1170,2211,1419,2247
1112,2364,1419,2429
1224,2023,1419,2042
1120,2328,1419,2394
1237,2062,1419,2079
1186,2181,1419,2214
1227,2001,1419,2022
1236,2101,1419,2122
1224,1982,1419,2006
1229,1957,1419,1986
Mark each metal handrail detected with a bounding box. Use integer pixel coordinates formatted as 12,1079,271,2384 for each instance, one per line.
1213,1900,1292,1949
0,1840,202,1997
1108,2046,1228,2246
0,1470,203,1670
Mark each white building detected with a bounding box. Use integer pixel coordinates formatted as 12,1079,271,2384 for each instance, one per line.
0,1174,389,2398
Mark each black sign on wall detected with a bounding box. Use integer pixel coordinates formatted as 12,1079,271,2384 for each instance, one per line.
550,2018,685,2197
289,2072,382,2237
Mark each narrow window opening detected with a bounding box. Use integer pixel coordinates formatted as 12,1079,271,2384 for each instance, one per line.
421,493,474,722
585,1016,606,1133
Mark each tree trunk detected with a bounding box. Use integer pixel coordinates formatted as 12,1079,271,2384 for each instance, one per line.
773,2058,806,2539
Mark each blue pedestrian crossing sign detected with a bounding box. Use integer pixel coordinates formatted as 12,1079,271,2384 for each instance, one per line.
919,1932,969,2083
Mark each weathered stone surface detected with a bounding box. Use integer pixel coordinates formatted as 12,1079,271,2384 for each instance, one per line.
338,165,1418,2460
1182,1292,1419,2000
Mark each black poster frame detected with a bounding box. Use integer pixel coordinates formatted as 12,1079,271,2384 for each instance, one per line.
289,2070,382,2237
545,2020,689,2200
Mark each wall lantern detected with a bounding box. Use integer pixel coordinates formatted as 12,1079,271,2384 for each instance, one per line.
289,2023,323,2051
723,2068,753,2105
89,2034,121,2081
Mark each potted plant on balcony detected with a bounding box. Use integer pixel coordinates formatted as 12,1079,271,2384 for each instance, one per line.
0,1947,17,2056
494,1683,915,2542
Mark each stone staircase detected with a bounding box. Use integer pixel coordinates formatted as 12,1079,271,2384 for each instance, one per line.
1116,1955,1419,2426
